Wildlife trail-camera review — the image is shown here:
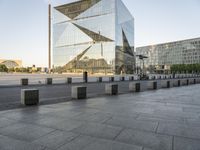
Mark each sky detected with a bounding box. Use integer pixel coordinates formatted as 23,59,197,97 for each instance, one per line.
0,0,200,67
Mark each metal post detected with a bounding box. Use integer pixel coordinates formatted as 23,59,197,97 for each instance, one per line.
48,3,51,73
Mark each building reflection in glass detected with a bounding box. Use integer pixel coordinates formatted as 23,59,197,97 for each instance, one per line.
53,0,135,74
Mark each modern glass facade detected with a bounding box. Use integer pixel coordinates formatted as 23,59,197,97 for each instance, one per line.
136,37,200,73
52,0,135,74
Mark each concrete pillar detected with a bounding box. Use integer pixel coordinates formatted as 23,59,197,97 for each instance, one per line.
148,81,161,90
161,80,172,88
129,76,134,81
45,78,52,85
97,77,102,82
186,79,189,85
167,81,171,88
83,72,88,83
178,80,181,87
21,89,39,105
135,83,140,92
72,86,87,99
21,79,28,86
109,77,114,82
180,79,187,86
196,78,200,84
66,77,72,84
194,79,196,84
173,80,180,87
105,84,118,95
189,78,194,84
120,76,125,81
129,82,147,92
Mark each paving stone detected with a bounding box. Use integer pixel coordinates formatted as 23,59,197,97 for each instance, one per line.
57,135,97,150
0,117,17,128
0,123,55,142
184,118,200,127
0,135,46,150
32,130,79,149
72,122,122,140
83,138,142,150
136,113,185,124
174,137,200,150
72,112,112,123
32,117,85,131
0,82,200,149
116,129,172,150
105,117,158,132
44,109,83,119
157,122,200,140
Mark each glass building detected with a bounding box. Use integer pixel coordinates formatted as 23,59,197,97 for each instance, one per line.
52,0,135,74
136,37,200,73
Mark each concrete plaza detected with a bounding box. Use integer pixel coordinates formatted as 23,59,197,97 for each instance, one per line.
0,84,200,150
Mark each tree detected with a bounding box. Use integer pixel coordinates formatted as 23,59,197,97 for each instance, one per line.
8,67,15,72
0,64,8,72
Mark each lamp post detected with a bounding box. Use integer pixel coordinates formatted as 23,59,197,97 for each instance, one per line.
48,0,51,73
136,55,148,78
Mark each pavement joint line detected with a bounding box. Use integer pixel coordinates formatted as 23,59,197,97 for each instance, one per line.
102,116,113,124
142,147,145,150
155,122,160,133
49,132,82,150
172,136,174,150
69,121,126,141
31,128,58,142
40,96,67,101
113,127,125,140
155,130,200,141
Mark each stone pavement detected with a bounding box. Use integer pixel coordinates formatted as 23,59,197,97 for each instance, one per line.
0,84,200,150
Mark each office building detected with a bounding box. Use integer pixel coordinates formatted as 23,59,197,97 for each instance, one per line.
136,37,200,73
53,0,135,74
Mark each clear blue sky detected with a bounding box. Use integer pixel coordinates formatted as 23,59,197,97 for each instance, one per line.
0,0,200,67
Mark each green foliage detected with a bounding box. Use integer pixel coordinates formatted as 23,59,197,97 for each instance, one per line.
170,64,200,73
0,64,8,72
8,67,15,72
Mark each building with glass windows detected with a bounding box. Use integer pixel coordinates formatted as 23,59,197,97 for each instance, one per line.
52,0,135,74
136,37,200,74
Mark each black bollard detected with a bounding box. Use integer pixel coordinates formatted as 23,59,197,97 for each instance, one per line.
83,72,88,83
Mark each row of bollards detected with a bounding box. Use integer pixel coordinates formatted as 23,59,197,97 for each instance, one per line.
19,76,135,86
21,77,74,85
20,75,200,86
20,78,200,106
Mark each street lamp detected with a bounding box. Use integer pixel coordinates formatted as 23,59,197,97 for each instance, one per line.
48,0,52,73
136,54,148,76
